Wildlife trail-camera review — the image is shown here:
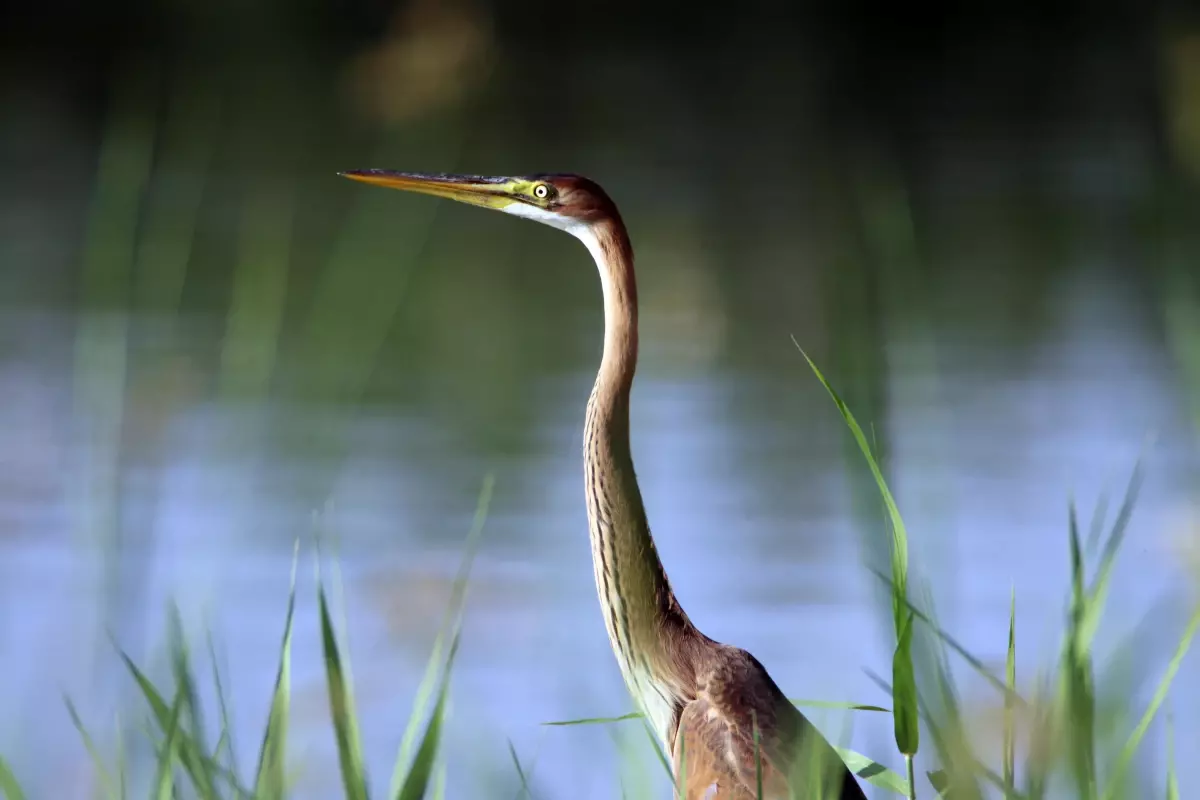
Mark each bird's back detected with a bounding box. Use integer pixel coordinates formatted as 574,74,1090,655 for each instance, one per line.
672,643,867,799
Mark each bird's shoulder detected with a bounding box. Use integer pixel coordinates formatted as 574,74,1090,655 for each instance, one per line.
672,644,864,799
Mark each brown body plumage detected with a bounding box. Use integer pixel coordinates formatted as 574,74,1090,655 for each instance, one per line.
340,169,867,799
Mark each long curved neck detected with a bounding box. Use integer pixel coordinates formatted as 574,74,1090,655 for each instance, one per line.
575,217,697,741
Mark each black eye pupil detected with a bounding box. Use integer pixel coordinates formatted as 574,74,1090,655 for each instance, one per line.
536,186,547,197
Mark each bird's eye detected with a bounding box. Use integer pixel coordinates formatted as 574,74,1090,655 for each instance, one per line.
533,184,550,199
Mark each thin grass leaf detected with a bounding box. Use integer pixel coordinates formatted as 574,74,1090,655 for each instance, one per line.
64,697,117,799
431,761,447,800
507,740,534,800
798,345,922,779
791,700,891,713
542,712,644,726
607,723,654,800
0,756,26,800
166,605,217,799
1165,714,1178,800
395,631,462,800
318,578,368,800
1005,586,1016,796
795,343,909,620
641,719,674,780
207,630,239,784
152,686,187,800
1022,674,1054,800
390,474,493,797
511,732,547,800
253,540,299,799
114,711,127,800
160,744,253,798
1102,607,1200,800
1079,464,1143,651
835,748,911,796
213,729,230,772
893,611,919,756
118,649,212,793
544,699,885,728
1085,485,1111,555
1064,503,1097,798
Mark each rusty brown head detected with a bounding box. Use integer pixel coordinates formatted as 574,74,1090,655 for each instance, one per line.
339,170,623,232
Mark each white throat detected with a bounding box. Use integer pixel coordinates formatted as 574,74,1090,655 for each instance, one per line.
502,201,585,234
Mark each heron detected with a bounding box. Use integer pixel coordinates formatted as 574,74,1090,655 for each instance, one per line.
340,170,868,800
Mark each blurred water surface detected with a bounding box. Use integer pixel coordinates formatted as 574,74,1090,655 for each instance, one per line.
2,8,1200,797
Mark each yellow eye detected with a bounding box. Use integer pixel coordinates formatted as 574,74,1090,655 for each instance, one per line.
533,184,550,199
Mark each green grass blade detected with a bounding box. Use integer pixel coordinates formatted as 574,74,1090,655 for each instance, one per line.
1005,586,1016,796
893,611,919,756
1102,607,1200,800
166,605,218,799
507,740,533,800
835,748,911,796
607,725,654,800
543,699,885,728
1079,465,1143,650
796,343,908,614
789,699,890,713
1022,675,1053,800
389,474,493,797
1165,714,1177,800
1064,502,1097,797
118,649,211,792
395,632,461,800
0,756,26,800
542,712,644,726
114,712,127,800
318,577,369,800
253,541,299,799
640,719,673,781
928,769,949,797
152,686,187,800
798,344,921,773
207,631,239,785
64,697,117,799
217,178,293,402
430,761,447,800
1085,485,1111,555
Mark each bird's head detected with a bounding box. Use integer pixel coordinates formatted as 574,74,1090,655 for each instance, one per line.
338,170,621,236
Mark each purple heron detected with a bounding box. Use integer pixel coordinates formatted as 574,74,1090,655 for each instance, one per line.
340,170,868,800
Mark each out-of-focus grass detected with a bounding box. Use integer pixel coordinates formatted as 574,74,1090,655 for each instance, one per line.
0,477,491,800
1163,266,1200,439
71,67,158,677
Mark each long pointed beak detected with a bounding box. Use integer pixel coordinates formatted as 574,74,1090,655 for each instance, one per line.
338,170,519,211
